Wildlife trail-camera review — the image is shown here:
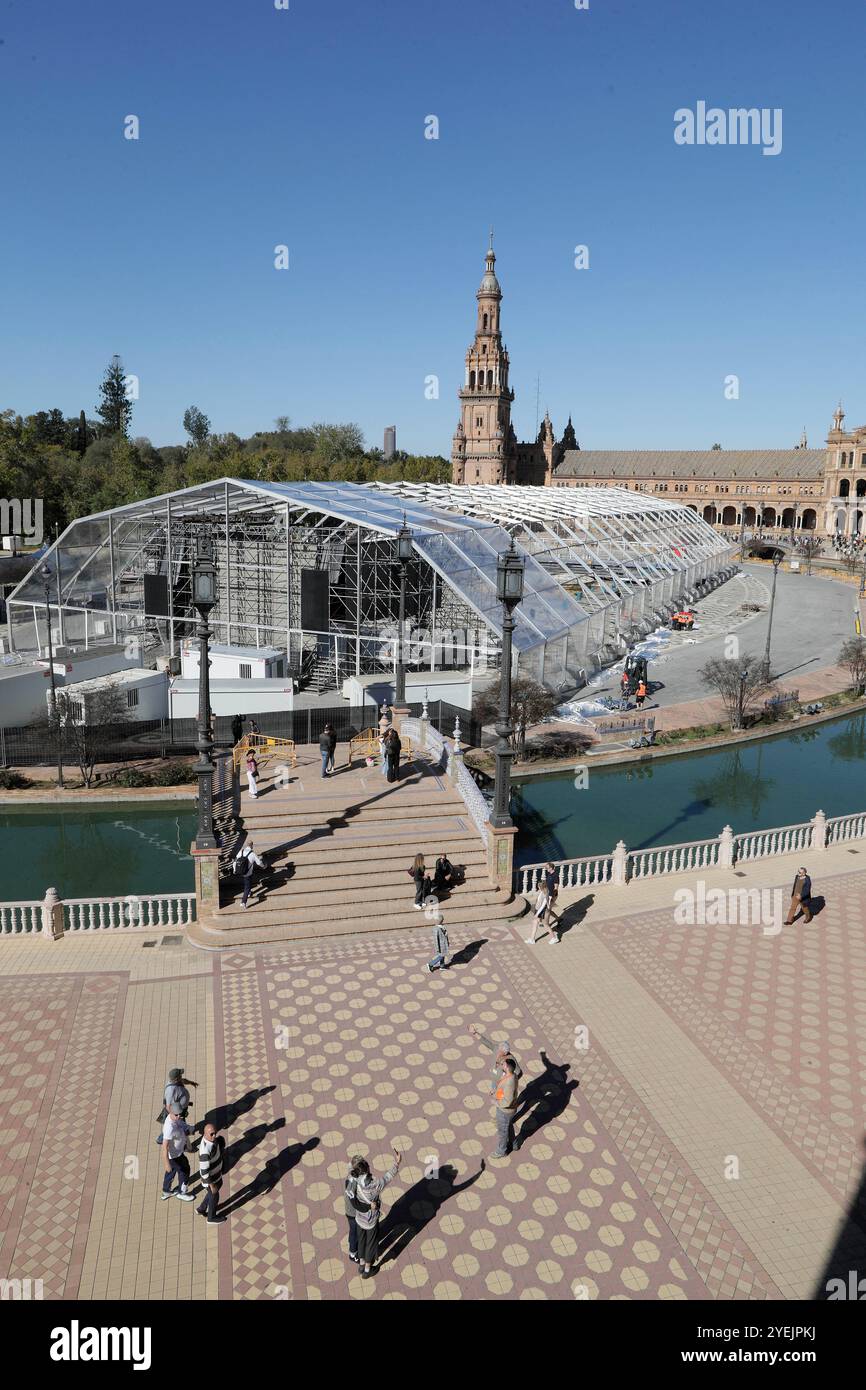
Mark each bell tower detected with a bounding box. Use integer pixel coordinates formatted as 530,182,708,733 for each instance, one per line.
451,236,517,485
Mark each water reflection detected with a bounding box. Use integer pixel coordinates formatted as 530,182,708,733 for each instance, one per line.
690,746,774,823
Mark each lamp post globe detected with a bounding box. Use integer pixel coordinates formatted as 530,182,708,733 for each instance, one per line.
490,538,525,830
394,518,413,709
192,531,218,851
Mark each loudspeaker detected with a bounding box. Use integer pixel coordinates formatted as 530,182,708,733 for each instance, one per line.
143,573,170,618
300,569,329,632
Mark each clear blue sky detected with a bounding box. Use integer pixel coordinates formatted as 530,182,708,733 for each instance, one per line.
1,0,864,454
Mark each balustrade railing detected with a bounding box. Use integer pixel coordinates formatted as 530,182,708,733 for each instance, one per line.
515,806,866,894
0,890,197,937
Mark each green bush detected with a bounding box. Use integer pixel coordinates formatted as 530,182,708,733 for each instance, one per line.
112,768,149,787
149,762,197,786
0,769,32,789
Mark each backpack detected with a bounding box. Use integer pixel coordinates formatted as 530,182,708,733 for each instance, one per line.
233,847,252,876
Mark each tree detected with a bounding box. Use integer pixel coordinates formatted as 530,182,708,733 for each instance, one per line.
274,415,291,433
96,355,133,437
51,684,126,787
77,410,88,455
183,405,211,449
472,675,561,761
698,654,772,731
839,637,866,696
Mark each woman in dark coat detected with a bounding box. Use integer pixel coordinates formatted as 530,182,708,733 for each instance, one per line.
411,853,428,909
386,729,401,782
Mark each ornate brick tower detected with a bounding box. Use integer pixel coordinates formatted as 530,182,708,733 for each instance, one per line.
451,238,517,485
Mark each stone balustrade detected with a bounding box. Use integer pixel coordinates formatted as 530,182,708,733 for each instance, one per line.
515,807,864,895
0,888,197,937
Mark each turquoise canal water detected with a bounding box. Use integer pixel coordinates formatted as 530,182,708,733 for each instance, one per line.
0,801,196,901
513,712,866,867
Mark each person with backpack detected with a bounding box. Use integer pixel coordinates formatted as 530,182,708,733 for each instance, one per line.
237,840,267,909
348,1148,402,1278
245,750,260,799
196,1121,226,1224
427,917,449,972
319,723,337,778
155,1066,198,1143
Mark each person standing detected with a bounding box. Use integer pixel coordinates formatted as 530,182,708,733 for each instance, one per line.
161,1103,196,1202
231,713,243,746
386,728,401,782
319,723,337,778
468,1025,523,1159
635,679,647,709
343,1154,365,1264
247,717,259,736
196,1122,226,1225
350,1148,402,1279
427,918,449,972
785,866,814,924
238,841,266,909
410,853,428,909
245,751,259,799
544,862,560,945
379,726,391,778
620,670,630,709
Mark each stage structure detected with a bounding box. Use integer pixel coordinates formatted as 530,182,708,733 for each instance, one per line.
4,480,735,691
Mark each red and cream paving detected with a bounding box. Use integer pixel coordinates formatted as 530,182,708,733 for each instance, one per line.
0,864,864,1300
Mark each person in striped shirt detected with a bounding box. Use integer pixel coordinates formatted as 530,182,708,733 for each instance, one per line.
196,1122,226,1224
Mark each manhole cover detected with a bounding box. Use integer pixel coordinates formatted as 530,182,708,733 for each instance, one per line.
141,940,158,948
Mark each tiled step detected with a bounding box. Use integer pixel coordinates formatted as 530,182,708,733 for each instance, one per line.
187,894,527,948
217,882,505,923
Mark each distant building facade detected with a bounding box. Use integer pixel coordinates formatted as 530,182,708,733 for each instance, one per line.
449,246,864,538
384,425,396,459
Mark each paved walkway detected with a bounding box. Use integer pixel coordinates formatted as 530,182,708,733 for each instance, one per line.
0,845,864,1300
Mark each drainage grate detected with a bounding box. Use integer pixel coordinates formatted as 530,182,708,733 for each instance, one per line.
161,935,183,946
733,871,747,877
141,940,157,948
847,849,859,854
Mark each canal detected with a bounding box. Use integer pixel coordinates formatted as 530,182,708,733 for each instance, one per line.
513,711,866,867
0,801,197,901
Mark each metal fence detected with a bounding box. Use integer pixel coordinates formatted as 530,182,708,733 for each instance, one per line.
0,697,476,770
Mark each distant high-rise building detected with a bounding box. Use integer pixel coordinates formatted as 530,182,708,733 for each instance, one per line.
384,426,397,459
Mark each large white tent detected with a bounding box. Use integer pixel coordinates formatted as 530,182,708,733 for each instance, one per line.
5,480,734,691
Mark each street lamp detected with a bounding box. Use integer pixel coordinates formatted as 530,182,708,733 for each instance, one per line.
394,516,413,709
490,538,525,829
39,561,64,788
192,530,218,850
762,550,783,677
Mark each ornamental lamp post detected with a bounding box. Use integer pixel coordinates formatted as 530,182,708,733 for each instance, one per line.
394,517,413,710
490,538,525,830
192,531,218,850
39,561,64,788
762,549,783,678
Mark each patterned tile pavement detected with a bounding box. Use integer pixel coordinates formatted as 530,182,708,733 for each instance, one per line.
0,862,864,1299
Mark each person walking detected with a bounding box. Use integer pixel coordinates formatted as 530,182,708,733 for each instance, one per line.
410,852,428,909
427,918,449,972
319,723,337,778
785,866,814,925
544,862,560,945
196,1122,226,1224
231,713,243,746
161,1103,196,1202
245,751,260,799
237,840,267,909
525,884,551,944
343,1155,365,1264
468,1025,523,1159
349,1148,402,1278
156,1066,198,1143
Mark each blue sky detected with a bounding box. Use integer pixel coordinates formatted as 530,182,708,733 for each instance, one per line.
1,0,864,454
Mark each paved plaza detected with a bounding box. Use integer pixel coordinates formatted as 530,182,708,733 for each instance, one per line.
1,844,864,1301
